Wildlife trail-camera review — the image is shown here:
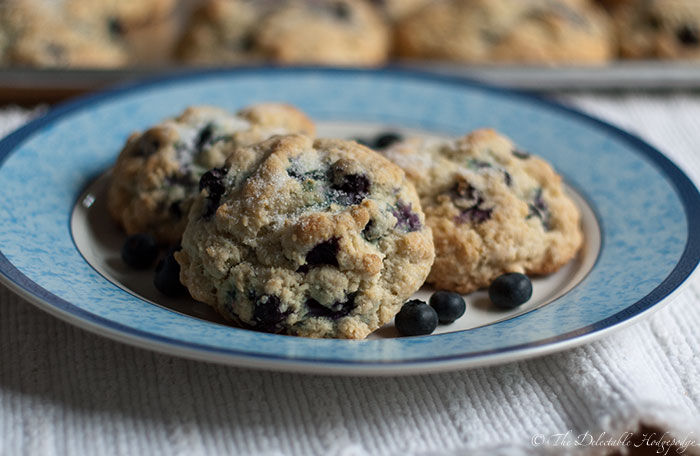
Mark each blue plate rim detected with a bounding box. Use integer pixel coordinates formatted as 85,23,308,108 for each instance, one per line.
1,66,699,372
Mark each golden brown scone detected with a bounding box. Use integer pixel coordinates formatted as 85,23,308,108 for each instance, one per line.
0,0,129,68
178,0,390,66
176,135,434,338
252,0,391,66
383,129,583,294
176,0,268,65
394,0,614,65
614,0,700,59
108,104,316,244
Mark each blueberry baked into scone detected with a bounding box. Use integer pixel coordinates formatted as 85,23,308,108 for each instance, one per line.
612,0,700,59
177,0,390,66
394,0,614,64
107,104,315,244
383,129,583,294
175,135,435,338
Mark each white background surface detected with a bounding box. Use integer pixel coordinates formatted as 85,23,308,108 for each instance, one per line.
1,94,700,455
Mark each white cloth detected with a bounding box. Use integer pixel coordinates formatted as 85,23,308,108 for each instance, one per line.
1,94,700,456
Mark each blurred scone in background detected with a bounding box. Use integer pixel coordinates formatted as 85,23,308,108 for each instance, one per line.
1,0,698,68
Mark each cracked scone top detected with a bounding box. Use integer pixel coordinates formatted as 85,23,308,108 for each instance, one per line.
107,104,315,244
383,129,583,294
176,135,435,339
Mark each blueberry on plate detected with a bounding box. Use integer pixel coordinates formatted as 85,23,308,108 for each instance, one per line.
121,233,158,269
488,273,533,309
154,246,187,297
429,291,466,324
394,299,438,336
374,132,403,149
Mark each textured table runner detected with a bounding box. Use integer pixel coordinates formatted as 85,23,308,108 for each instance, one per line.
1,94,700,456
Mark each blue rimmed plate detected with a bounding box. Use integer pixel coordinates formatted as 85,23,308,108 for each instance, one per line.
1,68,699,375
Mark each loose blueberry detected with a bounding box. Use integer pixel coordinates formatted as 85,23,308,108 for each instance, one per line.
488,273,532,309
677,25,700,46
153,246,187,297
374,132,403,149
394,299,438,336
121,233,158,269
429,291,466,324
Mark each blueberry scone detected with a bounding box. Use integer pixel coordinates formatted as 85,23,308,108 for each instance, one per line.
613,0,700,59
383,129,582,294
63,0,177,64
255,0,390,65
177,0,390,66
176,0,269,64
107,104,315,244
0,0,128,68
394,0,614,64
175,135,435,339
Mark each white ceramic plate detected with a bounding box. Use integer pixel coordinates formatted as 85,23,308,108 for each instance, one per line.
1,68,698,375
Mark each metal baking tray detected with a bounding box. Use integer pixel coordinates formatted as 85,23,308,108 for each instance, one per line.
1,61,699,104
